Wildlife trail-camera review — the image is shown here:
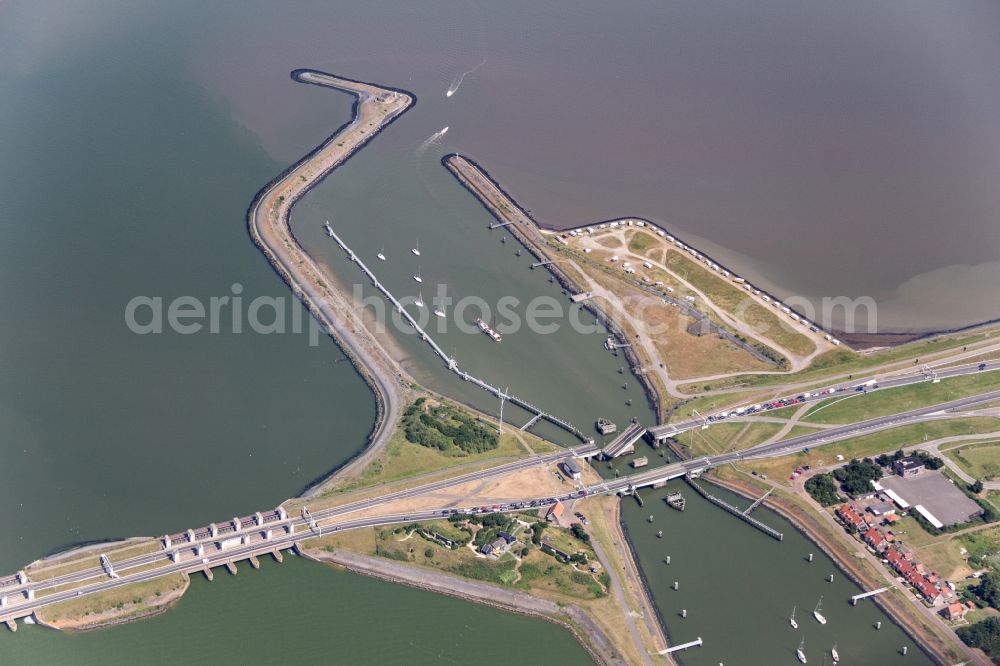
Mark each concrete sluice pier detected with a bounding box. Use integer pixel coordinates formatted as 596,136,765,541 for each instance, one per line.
685,478,784,541
325,225,589,442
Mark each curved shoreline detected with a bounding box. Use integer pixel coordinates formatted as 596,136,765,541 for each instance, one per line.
245,69,416,495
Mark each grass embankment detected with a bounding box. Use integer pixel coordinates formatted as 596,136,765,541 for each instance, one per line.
676,360,999,436
623,229,816,359
680,328,999,394
799,371,1000,425
674,421,784,457
307,499,657,664
308,514,605,600
585,265,771,379
659,245,815,356
739,417,1000,486
551,236,775,380
318,396,556,495
35,573,188,631
577,228,808,363
25,539,162,583
946,441,1000,481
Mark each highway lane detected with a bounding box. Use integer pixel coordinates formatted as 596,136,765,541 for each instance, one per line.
627,387,1000,489
650,359,1000,438
0,444,600,597
5,358,992,594
4,387,999,618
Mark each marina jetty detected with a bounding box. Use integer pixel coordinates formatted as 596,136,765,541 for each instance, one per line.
443,153,663,420
247,70,415,491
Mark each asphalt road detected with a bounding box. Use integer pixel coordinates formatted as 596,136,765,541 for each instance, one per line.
649,359,1000,438
4,385,999,620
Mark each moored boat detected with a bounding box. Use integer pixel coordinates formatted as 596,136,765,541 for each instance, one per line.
814,597,826,625
476,318,501,342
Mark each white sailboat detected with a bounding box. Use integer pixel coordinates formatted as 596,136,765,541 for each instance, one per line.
415,292,425,308
797,637,807,664
790,605,799,629
413,267,423,283
813,596,827,625
411,239,421,256
433,306,446,318
831,644,839,664
377,245,386,261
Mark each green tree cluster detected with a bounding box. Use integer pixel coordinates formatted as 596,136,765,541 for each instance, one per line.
402,399,498,454
805,474,841,506
972,572,1000,610
832,458,882,496
957,616,1000,660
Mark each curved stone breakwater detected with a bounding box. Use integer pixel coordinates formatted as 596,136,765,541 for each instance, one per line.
246,70,416,492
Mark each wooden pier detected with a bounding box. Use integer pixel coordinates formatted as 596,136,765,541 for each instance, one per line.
686,478,783,541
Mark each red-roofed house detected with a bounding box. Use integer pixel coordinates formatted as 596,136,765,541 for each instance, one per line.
836,504,866,530
943,603,965,621
914,579,942,604
863,528,888,553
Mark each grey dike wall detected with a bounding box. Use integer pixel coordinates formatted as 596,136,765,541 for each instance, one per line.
245,69,417,496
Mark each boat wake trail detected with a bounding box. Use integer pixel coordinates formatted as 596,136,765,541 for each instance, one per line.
412,127,451,206
418,126,450,153
446,55,486,98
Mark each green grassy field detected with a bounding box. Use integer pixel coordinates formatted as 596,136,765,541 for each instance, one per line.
739,417,1000,485
676,421,784,457
679,329,997,394
332,399,558,492
946,441,1000,481
661,249,815,357
799,372,1000,425
959,525,1000,569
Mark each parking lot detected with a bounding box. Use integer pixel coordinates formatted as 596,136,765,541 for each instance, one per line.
879,470,983,526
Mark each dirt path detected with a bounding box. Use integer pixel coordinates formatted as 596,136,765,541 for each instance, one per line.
588,527,656,666
574,230,829,371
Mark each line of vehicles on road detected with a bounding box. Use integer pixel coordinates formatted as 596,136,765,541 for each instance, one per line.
704,381,883,423
437,491,591,517
704,362,991,426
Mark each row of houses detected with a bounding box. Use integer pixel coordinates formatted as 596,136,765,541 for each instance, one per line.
836,503,955,607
